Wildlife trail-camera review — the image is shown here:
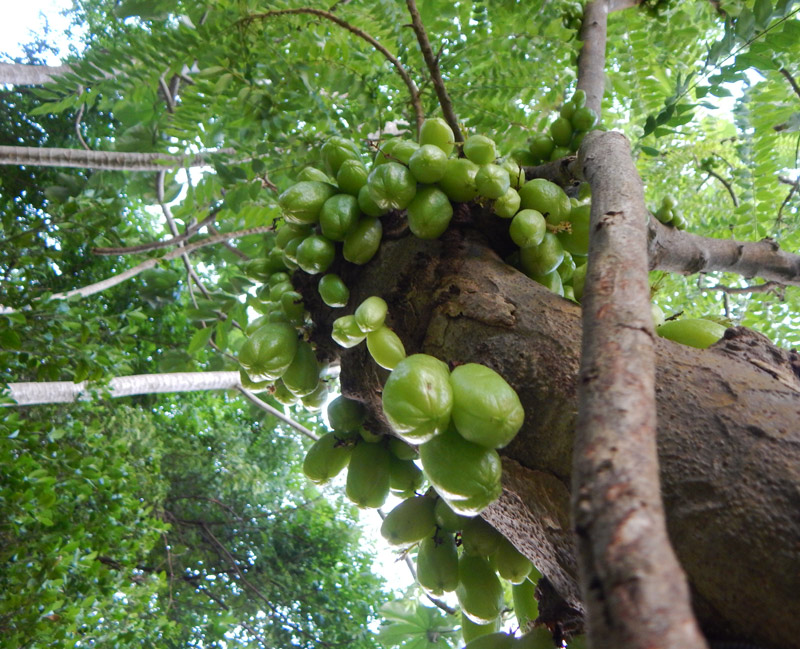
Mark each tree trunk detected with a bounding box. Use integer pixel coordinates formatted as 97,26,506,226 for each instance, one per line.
0,146,233,171
296,216,800,649
0,63,71,85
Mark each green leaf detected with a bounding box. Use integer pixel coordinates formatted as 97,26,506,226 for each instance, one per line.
754,0,773,27
641,146,661,156
187,327,215,354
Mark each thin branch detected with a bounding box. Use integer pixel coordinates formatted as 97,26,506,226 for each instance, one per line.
706,168,739,206
237,387,319,441
776,178,798,227
778,66,800,101
245,8,423,135
208,224,251,260
158,75,177,113
74,88,91,151
404,0,463,143
576,0,609,117
711,280,784,295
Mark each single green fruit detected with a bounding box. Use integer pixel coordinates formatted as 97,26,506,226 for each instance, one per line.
281,237,302,268
282,340,320,397
346,440,392,508
320,194,360,241
389,436,418,461
419,117,455,156
509,209,547,249
407,186,454,239
298,166,335,184
494,187,521,219
269,280,293,302
570,130,586,152
239,367,271,391
456,554,504,624
464,135,497,165
511,148,539,166
318,274,350,308
242,258,276,282
389,456,424,494
557,204,591,255
572,89,587,108
560,101,577,120
268,271,292,287
557,252,576,284
321,136,361,176
296,234,336,274
460,516,503,556
354,296,388,333
359,426,383,443
375,138,419,166
476,164,511,199
266,246,290,273
337,158,369,195
301,379,330,411
571,106,598,132
461,614,501,645
438,158,480,202
380,495,437,546
550,146,572,161
528,133,555,162
327,395,366,432
279,181,337,225
512,578,539,632
420,425,502,516
280,290,306,325
343,217,382,265
332,315,367,348
515,628,555,649
563,284,577,302
572,262,587,302
656,318,727,349
367,162,417,211
500,157,525,189
450,363,525,449
302,432,355,483
549,117,573,147
520,233,565,277
567,636,588,649
357,183,387,218
434,497,473,532
409,144,449,183
417,534,459,595
528,269,564,296
494,536,533,584
239,322,298,382
381,354,453,444
272,378,298,405
276,223,312,249
464,632,515,649
651,303,666,328
518,179,570,223
367,326,407,370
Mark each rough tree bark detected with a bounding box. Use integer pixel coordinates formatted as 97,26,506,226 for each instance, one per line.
0,63,72,85
295,211,800,649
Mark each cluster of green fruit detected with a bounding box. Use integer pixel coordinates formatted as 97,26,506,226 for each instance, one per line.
523,89,599,164
653,195,686,230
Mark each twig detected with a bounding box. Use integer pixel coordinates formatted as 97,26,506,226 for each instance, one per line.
245,8,423,135
163,533,174,612
404,0,463,143
158,75,177,113
208,224,251,260
711,280,784,295
237,386,319,441
74,87,91,151
776,176,798,227
778,67,800,101
706,168,739,206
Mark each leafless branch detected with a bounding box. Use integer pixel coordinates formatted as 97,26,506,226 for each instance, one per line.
74,88,91,151
237,386,319,441
779,67,800,100
208,224,251,260
711,280,785,296
404,0,463,144
706,168,739,206
158,75,177,113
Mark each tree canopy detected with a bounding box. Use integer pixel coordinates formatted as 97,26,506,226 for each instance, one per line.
1,1,799,649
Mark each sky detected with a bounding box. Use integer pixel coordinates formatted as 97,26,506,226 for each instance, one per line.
1,0,75,63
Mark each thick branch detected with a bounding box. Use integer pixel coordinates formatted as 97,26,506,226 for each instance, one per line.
404,0,464,143
648,218,800,286
247,8,423,134
575,130,707,649
576,1,609,117
0,62,72,85
0,145,234,171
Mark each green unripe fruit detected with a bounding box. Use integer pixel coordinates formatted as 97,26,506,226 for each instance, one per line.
663,195,678,209
354,296,388,333
550,146,572,161
651,303,666,328
528,269,564,296
296,234,335,274
318,274,349,308
279,181,338,225
276,223,312,249
512,578,539,632
281,237,302,265
346,441,392,508
239,322,298,382
460,516,503,556
476,164,511,199
389,436,418,461
357,183,386,218
381,354,453,444
420,426,502,516
302,432,355,484
375,138,419,166
332,315,367,348
269,281,293,302
494,187,521,219
280,290,306,325
511,148,538,166
570,130,587,152
656,318,727,349
557,252,576,284
464,633,515,649
549,116,573,147
572,89,587,108
239,367,271,391
367,326,407,370
518,178,571,223
407,186,454,239
494,536,533,584
367,162,417,211
268,271,292,287
409,144,449,183
450,363,525,449
327,395,366,432
419,117,455,156
272,378,297,405
516,628,555,649
320,194,360,241
456,554,504,624
301,379,330,411
560,101,577,120
389,456,424,495
434,497,473,532
509,209,547,249
572,262,588,302
343,217,382,265
321,136,361,176
438,158,480,202
243,258,276,282
461,614,501,645
417,534,459,595
380,495,437,546
520,233,565,277
528,133,555,162
464,135,497,165
336,159,369,195
282,340,319,397
297,166,335,183
500,157,525,189
571,106,598,132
